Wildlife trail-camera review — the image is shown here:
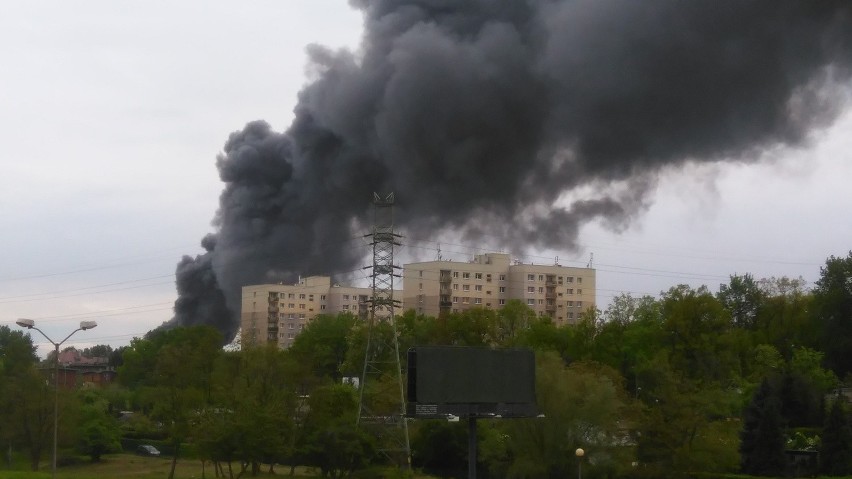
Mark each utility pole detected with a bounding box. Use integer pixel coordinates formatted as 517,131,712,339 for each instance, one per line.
357,192,411,469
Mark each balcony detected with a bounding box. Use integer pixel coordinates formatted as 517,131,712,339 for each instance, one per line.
439,301,453,308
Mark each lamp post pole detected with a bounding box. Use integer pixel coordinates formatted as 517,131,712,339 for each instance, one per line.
16,319,97,479
575,447,585,479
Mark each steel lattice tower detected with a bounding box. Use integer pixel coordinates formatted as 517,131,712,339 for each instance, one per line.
357,192,411,469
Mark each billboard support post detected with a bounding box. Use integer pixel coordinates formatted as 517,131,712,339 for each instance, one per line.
468,417,477,479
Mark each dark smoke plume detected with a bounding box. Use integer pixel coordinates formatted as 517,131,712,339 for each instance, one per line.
171,0,852,342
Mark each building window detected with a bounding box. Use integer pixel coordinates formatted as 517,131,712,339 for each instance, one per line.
568,301,574,307
453,284,459,290
499,274,506,281
475,285,483,291
462,272,470,279
309,294,314,301
538,275,544,281
300,304,306,309
453,296,459,303
418,294,424,303
288,323,294,330
288,303,295,308
419,270,423,277
577,301,583,307
453,309,459,313
538,299,544,305
299,324,304,330
419,283,423,290
538,287,544,293
568,312,574,320
527,286,535,293
321,295,326,301
299,314,305,319
567,289,573,295
578,277,583,284
343,305,349,310
453,271,459,278
526,298,535,305
463,284,470,292
463,297,470,304
474,298,482,305
343,294,349,300
321,305,326,310
499,299,506,305
299,294,306,299
527,274,535,281
567,277,573,283
577,289,583,295
288,313,296,319
499,286,506,293
288,333,294,339
475,273,482,280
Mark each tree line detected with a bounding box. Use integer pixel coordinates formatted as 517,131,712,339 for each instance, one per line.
1,251,851,478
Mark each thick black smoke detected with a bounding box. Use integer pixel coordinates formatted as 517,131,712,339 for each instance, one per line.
172,0,852,342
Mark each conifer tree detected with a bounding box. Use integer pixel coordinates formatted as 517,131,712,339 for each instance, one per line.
740,379,787,476
821,398,852,475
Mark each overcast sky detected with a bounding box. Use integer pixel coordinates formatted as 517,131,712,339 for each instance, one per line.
2,1,850,356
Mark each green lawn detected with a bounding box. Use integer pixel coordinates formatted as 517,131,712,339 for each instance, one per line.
0,454,334,479
0,454,437,479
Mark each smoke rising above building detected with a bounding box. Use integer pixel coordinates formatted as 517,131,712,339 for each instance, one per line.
171,0,852,342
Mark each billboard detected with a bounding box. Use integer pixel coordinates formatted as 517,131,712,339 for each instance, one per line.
406,346,537,419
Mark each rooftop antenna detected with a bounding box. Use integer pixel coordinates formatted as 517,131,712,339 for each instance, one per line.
587,252,594,269
436,242,442,261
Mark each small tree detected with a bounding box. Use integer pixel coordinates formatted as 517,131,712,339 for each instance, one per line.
821,398,852,475
740,379,787,476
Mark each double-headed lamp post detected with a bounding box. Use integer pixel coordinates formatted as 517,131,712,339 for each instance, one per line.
575,447,585,479
16,319,97,479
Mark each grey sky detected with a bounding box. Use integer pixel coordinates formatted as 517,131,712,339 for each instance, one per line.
1,1,850,355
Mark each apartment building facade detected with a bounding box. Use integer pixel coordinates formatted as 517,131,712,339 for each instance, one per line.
402,253,596,326
240,276,375,349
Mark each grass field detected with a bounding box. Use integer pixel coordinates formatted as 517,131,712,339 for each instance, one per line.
0,454,334,479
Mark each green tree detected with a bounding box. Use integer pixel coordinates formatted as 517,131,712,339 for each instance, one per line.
821,398,852,475
485,354,632,478
740,379,786,476
718,274,764,329
302,384,375,477
204,345,300,475
635,354,739,474
410,420,467,478
120,325,222,479
289,313,358,382
661,285,739,383
496,299,537,345
0,325,52,470
813,252,852,377
74,390,121,462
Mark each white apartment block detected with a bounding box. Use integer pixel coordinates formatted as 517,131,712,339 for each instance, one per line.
240,276,376,349
402,253,596,326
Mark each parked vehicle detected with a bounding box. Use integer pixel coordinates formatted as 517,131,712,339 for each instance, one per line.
137,445,161,456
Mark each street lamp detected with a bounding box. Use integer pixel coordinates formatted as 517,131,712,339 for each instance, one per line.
575,447,585,479
16,319,97,479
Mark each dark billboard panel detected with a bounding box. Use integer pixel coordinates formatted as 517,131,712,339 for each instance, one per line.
407,347,537,418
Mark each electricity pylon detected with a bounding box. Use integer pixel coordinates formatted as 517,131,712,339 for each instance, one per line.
357,192,411,468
